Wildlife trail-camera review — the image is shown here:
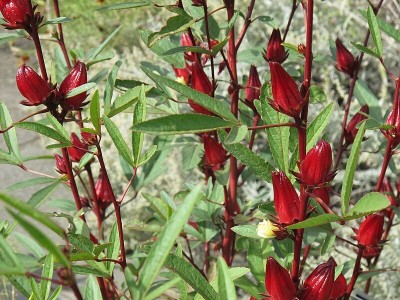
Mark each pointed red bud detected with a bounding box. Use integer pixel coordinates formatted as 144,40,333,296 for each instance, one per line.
356,214,384,247
383,100,400,147
67,133,87,162
203,135,227,171
269,62,305,118
244,65,261,102
16,64,51,106
335,38,357,78
189,62,213,115
54,154,67,174
300,258,335,300
0,0,31,29
297,140,335,186
313,187,330,207
344,105,369,144
81,131,97,146
272,171,300,224
329,273,347,300
59,62,88,108
180,32,196,62
265,257,296,300
264,28,288,63
95,172,113,213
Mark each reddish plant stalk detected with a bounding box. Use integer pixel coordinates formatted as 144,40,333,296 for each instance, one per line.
344,248,365,300
85,165,103,239
235,0,256,51
53,0,72,69
30,27,48,82
282,0,299,41
202,2,216,93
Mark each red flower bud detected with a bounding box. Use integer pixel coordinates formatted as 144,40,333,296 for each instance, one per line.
272,171,300,224
189,62,213,115
95,172,113,213
203,135,227,171
335,38,357,78
0,0,31,29
344,105,369,144
59,62,88,108
269,62,305,118
264,28,288,63
201,39,219,64
180,32,196,62
67,133,87,162
356,213,384,247
54,154,67,174
313,187,330,207
383,101,400,147
16,64,51,106
244,65,261,102
300,258,335,300
329,273,347,300
381,177,397,209
296,140,335,186
265,257,296,300
81,131,97,146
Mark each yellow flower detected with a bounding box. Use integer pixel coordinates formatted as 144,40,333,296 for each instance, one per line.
257,220,279,239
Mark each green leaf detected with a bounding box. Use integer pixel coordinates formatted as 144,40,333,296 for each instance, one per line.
6,177,56,191
354,80,381,120
231,225,260,239
224,125,248,145
84,275,102,300
13,232,45,259
287,214,342,230
351,42,380,58
133,114,233,135
8,211,70,267
26,181,59,208
66,82,96,98
145,277,181,300
104,60,122,114
137,145,157,166
103,115,134,166
40,254,53,300
341,121,366,215
217,257,237,300
219,130,274,182
15,122,71,145
90,90,101,134
87,26,121,60
106,222,120,274
0,31,24,45
125,267,137,299
0,103,22,163
0,193,64,236
136,185,202,299
97,1,150,11
367,6,383,57
42,17,73,25
255,99,290,173
133,86,147,165
48,286,62,300
72,265,109,278
0,236,23,270
30,278,41,299
142,68,237,123
46,113,70,142
343,192,390,220
309,85,327,103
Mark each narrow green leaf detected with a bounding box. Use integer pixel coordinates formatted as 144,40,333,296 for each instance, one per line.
90,90,101,133
142,68,237,123
0,263,26,275
224,125,248,145
137,145,157,166
15,122,71,145
66,82,96,98
87,26,121,60
0,103,22,163
0,237,23,269
125,267,137,299
42,17,73,25
48,286,62,300
359,10,400,42
84,275,102,300
30,278,41,300
104,60,122,114
0,149,20,165
367,6,382,57
6,177,56,191
351,42,380,58
0,193,64,236
219,130,274,182
103,115,134,166
14,232,45,259
162,45,210,57
8,211,70,267
217,257,237,300
344,192,390,220
106,222,120,274
144,277,181,300
231,225,259,239
341,121,366,215
133,114,233,135
40,254,53,300
78,153,95,169
287,214,342,230
26,181,59,208
72,265,109,278
137,185,202,299
97,1,150,11
133,86,147,165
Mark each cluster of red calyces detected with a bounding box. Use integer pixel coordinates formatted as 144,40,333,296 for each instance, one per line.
16,62,88,110
265,257,346,300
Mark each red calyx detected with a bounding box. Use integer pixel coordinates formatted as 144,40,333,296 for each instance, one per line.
383,100,400,147
272,171,300,225
0,0,32,29
264,28,288,64
300,258,335,300
356,213,384,247
344,104,369,144
54,154,68,175
269,62,305,119
67,133,87,162
335,38,357,78
244,65,261,103
265,257,297,300
296,140,336,186
189,62,213,115
180,32,196,62
16,64,51,106
312,187,331,207
95,171,113,214
59,61,88,109
203,135,227,171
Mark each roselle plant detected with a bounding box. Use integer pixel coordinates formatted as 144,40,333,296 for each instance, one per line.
0,0,399,299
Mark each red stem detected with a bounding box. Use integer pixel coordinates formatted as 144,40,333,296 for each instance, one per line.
235,0,256,52
282,0,298,42
53,0,72,69
30,27,48,81
344,248,364,300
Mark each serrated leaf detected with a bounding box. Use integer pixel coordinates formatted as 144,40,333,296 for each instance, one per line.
231,225,260,239
0,236,23,269
90,90,101,133
367,6,382,57
133,114,233,135
106,222,120,274
103,115,134,166
137,145,157,166
287,214,342,230
46,113,70,141
133,86,147,165
96,1,150,11
78,153,95,169
6,177,56,191
104,60,122,114
224,125,248,145
142,68,237,122
14,232,45,259
219,130,274,182
40,254,53,299
15,122,71,145
341,121,366,215
26,181,59,208
344,192,389,220
217,257,237,300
